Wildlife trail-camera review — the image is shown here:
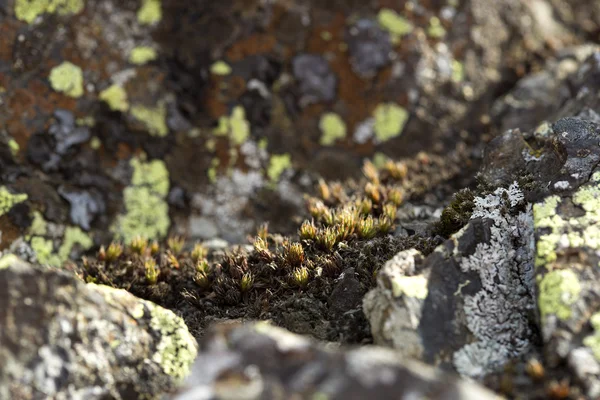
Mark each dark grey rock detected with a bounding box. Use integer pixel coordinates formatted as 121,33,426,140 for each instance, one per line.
346,19,393,78
292,53,337,107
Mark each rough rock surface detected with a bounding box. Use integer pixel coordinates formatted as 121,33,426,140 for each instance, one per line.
0,261,197,400
174,321,501,400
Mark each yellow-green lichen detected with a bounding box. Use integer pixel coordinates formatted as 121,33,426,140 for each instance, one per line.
150,303,198,382
427,17,446,38
391,275,428,299
319,112,346,146
131,103,168,137
15,0,84,24
573,184,600,214
112,157,170,244
8,139,19,156
584,312,600,361
89,137,101,150
0,187,27,216
214,106,250,146
377,8,413,43
99,85,129,112
58,226,93,262
0,254,20,270
49,61,84,98
129,46,157,65
372,152,389,169
373,103,409,142
137,0,161,25
210,61,232,76
30,226,92,267
267,154,292,182
451,60,464,83
30,236,61,267
538,269,581,321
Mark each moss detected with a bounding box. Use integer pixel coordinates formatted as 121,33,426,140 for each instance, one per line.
137,0,162,25
373,103,409,143
538,269,581,321
434,189,475,237
427,17,446,38
129,46,157,65
214,106,250,146
210,61,232,76
131,103,168,137
319,112,347,146
15,0,84,24
0,186,27,216
49,61,84,98
377,8,413,43
99,85,129,112
390,275,428,299
149,303,198,382
267,154,292,182
112,158,170,244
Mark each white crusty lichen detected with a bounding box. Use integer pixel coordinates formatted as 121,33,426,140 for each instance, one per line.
453,182,536,377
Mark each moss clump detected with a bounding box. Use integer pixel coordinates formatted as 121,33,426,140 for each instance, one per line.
99,85,129,112
319,112,347,146
377,8,413,43
214,106,250,146
137,0,162,25
267,154,292,182
538,269,581,321
15,0,84,24
433,189,475,237
0,187,27,216
131,103,168,137
111,157,170,244
210,61,232,76
49,61,84,98
373,103,409,143
129,46,157,65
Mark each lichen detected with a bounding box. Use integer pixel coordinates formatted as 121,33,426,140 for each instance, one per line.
319,112,347,146
214,106,250,146
267,154,292,183
129,46,157,65
99,85,129,112
390,275,428,299
538,269,581,321
15,0,84,24
377,8,413,43
112,157,170,244
57,226,93,262
131,103,168,137
427,17,446,38
0,186,27,216
49,61,84,98
150,303,198,382
137,0,162,25
8,139,19,156
0,254,20,270
373,103,408,143
210,61,232,76
30,236,61,267
584,312,600,361
451,60,464,83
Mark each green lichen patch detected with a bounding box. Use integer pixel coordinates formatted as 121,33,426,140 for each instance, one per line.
131,103,168,137
214,106,250,146
373,103,409,143
138,0,162,25
29,226,93,268
99,84,129,112
377,8,413,43
538,269,581,321
451,60,464,83
267,154,292,182
210,61,232,76
49,61,84,98
129,46,158,65
112,157,170,244
15,0,85,24
584,312,600,361
150,304,198,382
8,139,20,156
427,17,446,38
0,186,27,216
319,112,347,146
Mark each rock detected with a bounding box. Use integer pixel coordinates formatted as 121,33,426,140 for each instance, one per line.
0,261,197,400
174,321,501,400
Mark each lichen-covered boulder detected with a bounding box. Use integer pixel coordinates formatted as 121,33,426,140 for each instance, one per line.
0,261,197,400
174,321,501,400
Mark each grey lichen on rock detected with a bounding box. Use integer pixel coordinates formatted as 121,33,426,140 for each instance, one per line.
0,261,197,400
